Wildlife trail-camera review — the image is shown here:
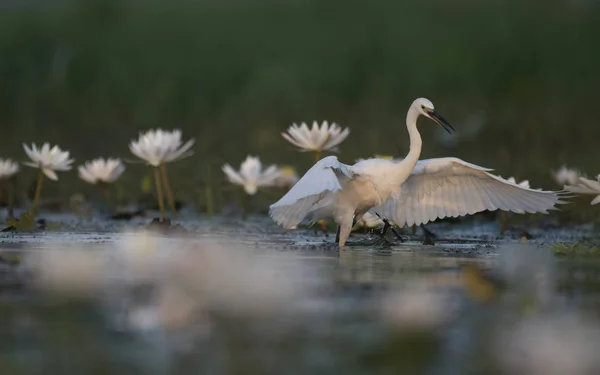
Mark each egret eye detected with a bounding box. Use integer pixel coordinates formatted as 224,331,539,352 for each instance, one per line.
421,105,425,110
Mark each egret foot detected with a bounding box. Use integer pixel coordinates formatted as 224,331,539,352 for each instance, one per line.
421,224,436,246
375,213,406,242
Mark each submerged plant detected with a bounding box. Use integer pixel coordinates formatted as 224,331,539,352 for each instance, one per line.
282,121,350,162
129,129,195,220
78,158,125,205
22,143,73,215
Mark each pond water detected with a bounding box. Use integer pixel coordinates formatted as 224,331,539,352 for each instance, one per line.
0,213,599,375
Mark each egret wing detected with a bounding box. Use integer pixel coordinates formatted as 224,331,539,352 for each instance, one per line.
377,157,567,227
269,156,353,228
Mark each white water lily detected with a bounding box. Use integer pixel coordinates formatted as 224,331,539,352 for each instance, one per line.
78,158,125,184
23,143,73,181
129,129,195,167
0,159,19,180
22,143,74,215
222,155,281,195
565,175,600,205
355,212,384,229
282,121,350,161
273,166,299,189
507,177,530,189
552,166,581,186
129,129,195,220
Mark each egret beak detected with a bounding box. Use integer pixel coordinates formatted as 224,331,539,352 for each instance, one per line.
426,108,455,134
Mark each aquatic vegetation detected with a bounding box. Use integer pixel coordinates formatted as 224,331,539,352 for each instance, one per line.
78,158,125,206
553,243,600,258
565,175,600,205
0,159,19,180
222,155,282,217
353,212,384,230
129,129,195,220
78,158,125,185
552,166,582,186
22,143,73,215
282,121,350,162
273,165,299,189
0,158,20,216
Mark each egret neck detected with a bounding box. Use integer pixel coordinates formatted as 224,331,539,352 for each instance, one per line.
389,106,422,184
404,106,423,166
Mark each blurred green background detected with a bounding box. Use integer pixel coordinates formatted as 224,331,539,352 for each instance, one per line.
0,0,599,215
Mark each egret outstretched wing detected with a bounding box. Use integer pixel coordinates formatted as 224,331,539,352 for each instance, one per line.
377,157,567,227
269,156,354,228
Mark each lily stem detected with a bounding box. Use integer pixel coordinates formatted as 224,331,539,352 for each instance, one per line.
313,150,321,163
31,170,44,216
242,192,250,220
101,183,111,207
5,179,14,218
159,163,177,218
153,167,166,221
205,183,214,216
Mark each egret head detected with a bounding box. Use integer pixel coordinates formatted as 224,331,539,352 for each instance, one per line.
413,98,455,134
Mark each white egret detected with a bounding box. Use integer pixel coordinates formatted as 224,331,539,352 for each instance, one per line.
270,98,566,246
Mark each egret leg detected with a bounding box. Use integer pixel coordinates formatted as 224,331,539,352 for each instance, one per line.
421,224,436,246
335,216,357,244
337,219,354,247
375,213,404,241
499,211,508,236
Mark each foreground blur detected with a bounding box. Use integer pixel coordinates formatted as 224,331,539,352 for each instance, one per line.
0,229,594,374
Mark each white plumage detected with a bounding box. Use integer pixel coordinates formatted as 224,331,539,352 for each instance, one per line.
376,157,565,228
269,98,566,246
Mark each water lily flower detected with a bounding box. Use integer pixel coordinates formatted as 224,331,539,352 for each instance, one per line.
354,212,384,230
78,158,125,184
129,129,194,167
282,121,350,161
222,156,281,195
23,143,73,215
507,177,530,189
273,166,299,189
129,129,195,220
0,159,19,180
552,166,581,186
0,159,19,217
565,175,600,205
